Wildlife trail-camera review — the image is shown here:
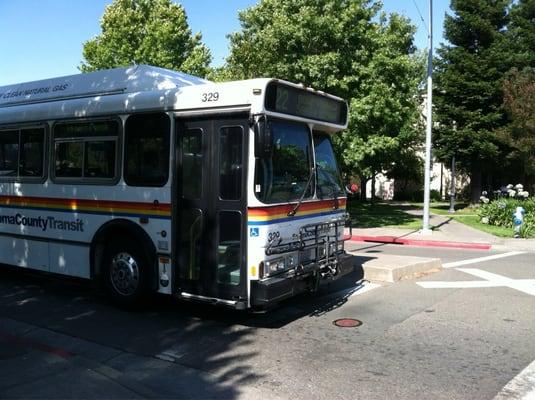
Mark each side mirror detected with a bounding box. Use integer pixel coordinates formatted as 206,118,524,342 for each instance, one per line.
254,116,273,158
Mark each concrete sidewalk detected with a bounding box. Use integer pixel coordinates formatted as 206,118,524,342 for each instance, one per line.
0,318,282,400
346,210,535,252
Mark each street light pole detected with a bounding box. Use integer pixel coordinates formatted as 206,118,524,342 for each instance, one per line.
449,121,457,213
449,155,456,213
422,0,433,234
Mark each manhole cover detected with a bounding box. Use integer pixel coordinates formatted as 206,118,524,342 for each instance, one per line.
333,318,362,328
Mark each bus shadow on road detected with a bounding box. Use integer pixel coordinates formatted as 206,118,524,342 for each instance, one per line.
0,265,263,399
0,253,373,333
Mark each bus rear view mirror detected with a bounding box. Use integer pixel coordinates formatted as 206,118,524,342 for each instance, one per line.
254,117,273,158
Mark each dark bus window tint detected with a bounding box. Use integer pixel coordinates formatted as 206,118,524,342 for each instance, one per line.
55,142,83,178
55,121,118,139
181,128,203,199
85,141,116,178
217,211,241,286
313,133,343,198
124,113,170,187
20,128,44,177
178,208,203,280
0,130,19,176
219,126,243,200
254,122,312,203
53,120,118,181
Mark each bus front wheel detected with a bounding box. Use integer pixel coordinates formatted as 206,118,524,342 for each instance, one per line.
103,239,150,308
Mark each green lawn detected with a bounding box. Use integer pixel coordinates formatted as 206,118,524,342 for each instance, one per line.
409,201,474,215
453,215,516,238
346,200,428,230
347,200,534,237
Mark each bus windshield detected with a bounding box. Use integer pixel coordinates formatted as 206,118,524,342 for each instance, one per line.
254,121,313,203
313,132,343,199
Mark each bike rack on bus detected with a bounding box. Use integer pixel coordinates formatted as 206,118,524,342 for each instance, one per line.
263,217,348,279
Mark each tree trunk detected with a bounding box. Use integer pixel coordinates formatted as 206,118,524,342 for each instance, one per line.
371,173,376,201
470,167,482,204
360,175,368,201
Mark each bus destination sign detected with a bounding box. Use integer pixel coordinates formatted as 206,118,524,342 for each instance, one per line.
265,82,347,125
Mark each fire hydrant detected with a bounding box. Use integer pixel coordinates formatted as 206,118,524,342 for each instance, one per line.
513,206,525,238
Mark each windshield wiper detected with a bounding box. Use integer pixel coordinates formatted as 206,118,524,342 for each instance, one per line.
287,166,316,217
330,180,340,210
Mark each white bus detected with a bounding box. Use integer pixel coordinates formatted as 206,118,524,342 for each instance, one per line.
0,65,352,309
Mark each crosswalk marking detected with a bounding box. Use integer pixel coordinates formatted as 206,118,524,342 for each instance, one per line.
417,268,535,296
442,251,526,268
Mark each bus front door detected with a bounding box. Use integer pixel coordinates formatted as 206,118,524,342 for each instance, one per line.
175,117,248,305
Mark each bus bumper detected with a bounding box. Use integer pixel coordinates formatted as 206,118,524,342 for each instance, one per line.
251,252,354,308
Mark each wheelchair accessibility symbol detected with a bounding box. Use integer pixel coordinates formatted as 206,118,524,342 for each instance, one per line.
249,227,259,237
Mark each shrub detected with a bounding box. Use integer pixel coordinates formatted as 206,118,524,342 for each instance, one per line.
430,189,442,201
394,189,423,202
478,198,535,237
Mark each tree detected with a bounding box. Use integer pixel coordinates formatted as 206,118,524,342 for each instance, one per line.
224,0,424,198
494,0,535,187
337,14,424,198
497,68,535,183
434,0,510,203
506,0,535,69
80,0,211,77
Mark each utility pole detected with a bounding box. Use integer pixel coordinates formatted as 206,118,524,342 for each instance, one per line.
422,0,433,234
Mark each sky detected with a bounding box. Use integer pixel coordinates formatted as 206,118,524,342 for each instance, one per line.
0,0,451,87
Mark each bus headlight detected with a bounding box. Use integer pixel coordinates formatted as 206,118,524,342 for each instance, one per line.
265,258,285,275
264,253,299,278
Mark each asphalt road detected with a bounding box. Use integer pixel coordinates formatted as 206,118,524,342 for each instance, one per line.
0,244,534,399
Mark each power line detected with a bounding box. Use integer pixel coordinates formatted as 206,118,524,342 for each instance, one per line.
412,0,430,36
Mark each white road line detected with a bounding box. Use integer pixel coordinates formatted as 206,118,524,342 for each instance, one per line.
418,279,535,289
457,268,535,296
443,251,526,268
327,281,381,299
349,282,381,297
494,358,535,400
417,268,535,296
418,281,505,289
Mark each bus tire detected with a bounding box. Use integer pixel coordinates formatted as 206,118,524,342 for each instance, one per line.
103,239,151,308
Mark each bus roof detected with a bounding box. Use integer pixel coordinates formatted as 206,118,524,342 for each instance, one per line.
0,66,347,132
0,65,209,108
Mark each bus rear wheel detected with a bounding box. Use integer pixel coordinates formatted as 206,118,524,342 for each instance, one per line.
103,240,150,308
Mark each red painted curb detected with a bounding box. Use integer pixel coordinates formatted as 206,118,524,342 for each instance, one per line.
345,235,492,250
0,331,74,359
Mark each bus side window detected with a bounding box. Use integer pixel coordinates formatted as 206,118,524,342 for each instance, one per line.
20,128,45,177
53,120,118,181
124,113,170,187
219,126,243,200
0,130,19,177
55,141,83,178
0,127,45,179
85,141,116,178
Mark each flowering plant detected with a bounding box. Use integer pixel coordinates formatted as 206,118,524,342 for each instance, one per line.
492,184,531,200
477,197,535,237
